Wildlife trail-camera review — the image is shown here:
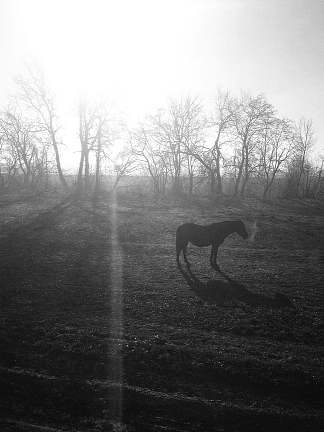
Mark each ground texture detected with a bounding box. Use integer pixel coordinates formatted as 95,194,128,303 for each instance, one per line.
0,192,323,431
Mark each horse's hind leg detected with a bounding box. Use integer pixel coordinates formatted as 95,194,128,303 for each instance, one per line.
176,242,187,267
183,245,191,268
210,248,214,268
176,235,183,267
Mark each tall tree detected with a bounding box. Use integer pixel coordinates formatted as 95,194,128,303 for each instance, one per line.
0,110,39,186
232,94,274,196
77,101,98,193
15,69,68,189
314,156,324,198
93,105,117,196
257,117,292,199
132,126,169,195
111,146,136,191
294,118,315,197
208,91,234,195
184,91,233,196
149,97,203,195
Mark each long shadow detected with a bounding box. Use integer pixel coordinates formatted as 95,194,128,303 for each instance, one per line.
72,199,112,225
179,264,293,308
1,195,73,240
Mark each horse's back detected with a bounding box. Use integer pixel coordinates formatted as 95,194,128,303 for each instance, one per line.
176,223,212,247
177,222,204,236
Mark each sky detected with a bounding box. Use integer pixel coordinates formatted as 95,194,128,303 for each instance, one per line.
0,0,323,169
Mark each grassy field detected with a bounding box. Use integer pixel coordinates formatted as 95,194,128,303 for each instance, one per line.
0,192,323,431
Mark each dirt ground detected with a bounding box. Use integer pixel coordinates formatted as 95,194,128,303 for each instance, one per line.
0,192,323,431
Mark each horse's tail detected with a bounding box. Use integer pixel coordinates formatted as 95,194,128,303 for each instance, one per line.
176,226,184,263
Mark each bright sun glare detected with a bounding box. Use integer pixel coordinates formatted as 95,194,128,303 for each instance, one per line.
14,0,192,118
3,0,323,169
4,0,200,168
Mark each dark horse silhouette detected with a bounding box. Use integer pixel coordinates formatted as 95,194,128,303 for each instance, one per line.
176,220,248,270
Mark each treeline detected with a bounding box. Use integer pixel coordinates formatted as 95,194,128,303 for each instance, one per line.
0,70,323,200
132,93,322,200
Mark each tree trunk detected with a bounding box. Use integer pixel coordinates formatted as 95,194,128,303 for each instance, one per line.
234,160,244,196
215,147,223,195
314,161,323,198
84,150,90,191
240,174,249,196
94,126,102,196
262,181,271,200
172,175,181,195
51,130,68,190
188,173,194,197
296,153,306,197
216,171,223,194
210,171,216,196
240,145,250,197
77,151,85,193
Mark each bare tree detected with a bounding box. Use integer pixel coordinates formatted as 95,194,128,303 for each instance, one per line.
77,101,98,193
294,118,315,197
0,135,18,187
208,91,234,194
313,156,324,198
93,105,119,196
231,94,275,196
112,146,136,191
15,68,68,189
257,117,292,199
184,152,200,198
132,127,169,195
183,91,233,196
149,97,202,195
0,110,38,187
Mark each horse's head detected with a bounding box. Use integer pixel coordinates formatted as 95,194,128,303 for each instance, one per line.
235,220,248,239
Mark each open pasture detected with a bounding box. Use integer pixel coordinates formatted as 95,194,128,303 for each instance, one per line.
0,193,323,431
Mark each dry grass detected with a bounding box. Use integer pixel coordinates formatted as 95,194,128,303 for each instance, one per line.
0,193,323,431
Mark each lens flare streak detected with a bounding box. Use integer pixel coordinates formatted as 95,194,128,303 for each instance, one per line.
108,190,124,423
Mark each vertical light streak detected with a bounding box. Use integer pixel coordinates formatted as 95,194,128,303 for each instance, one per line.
109,189,124,424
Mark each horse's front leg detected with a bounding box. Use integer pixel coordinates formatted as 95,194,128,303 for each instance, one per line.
211,244,220,271
210,246,214,268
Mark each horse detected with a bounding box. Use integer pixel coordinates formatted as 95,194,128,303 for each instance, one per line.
176,220,248,271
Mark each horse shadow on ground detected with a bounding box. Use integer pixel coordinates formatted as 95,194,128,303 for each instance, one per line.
179,265,293,308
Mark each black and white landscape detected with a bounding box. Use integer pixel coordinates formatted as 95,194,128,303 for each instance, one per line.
0,1,323,431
